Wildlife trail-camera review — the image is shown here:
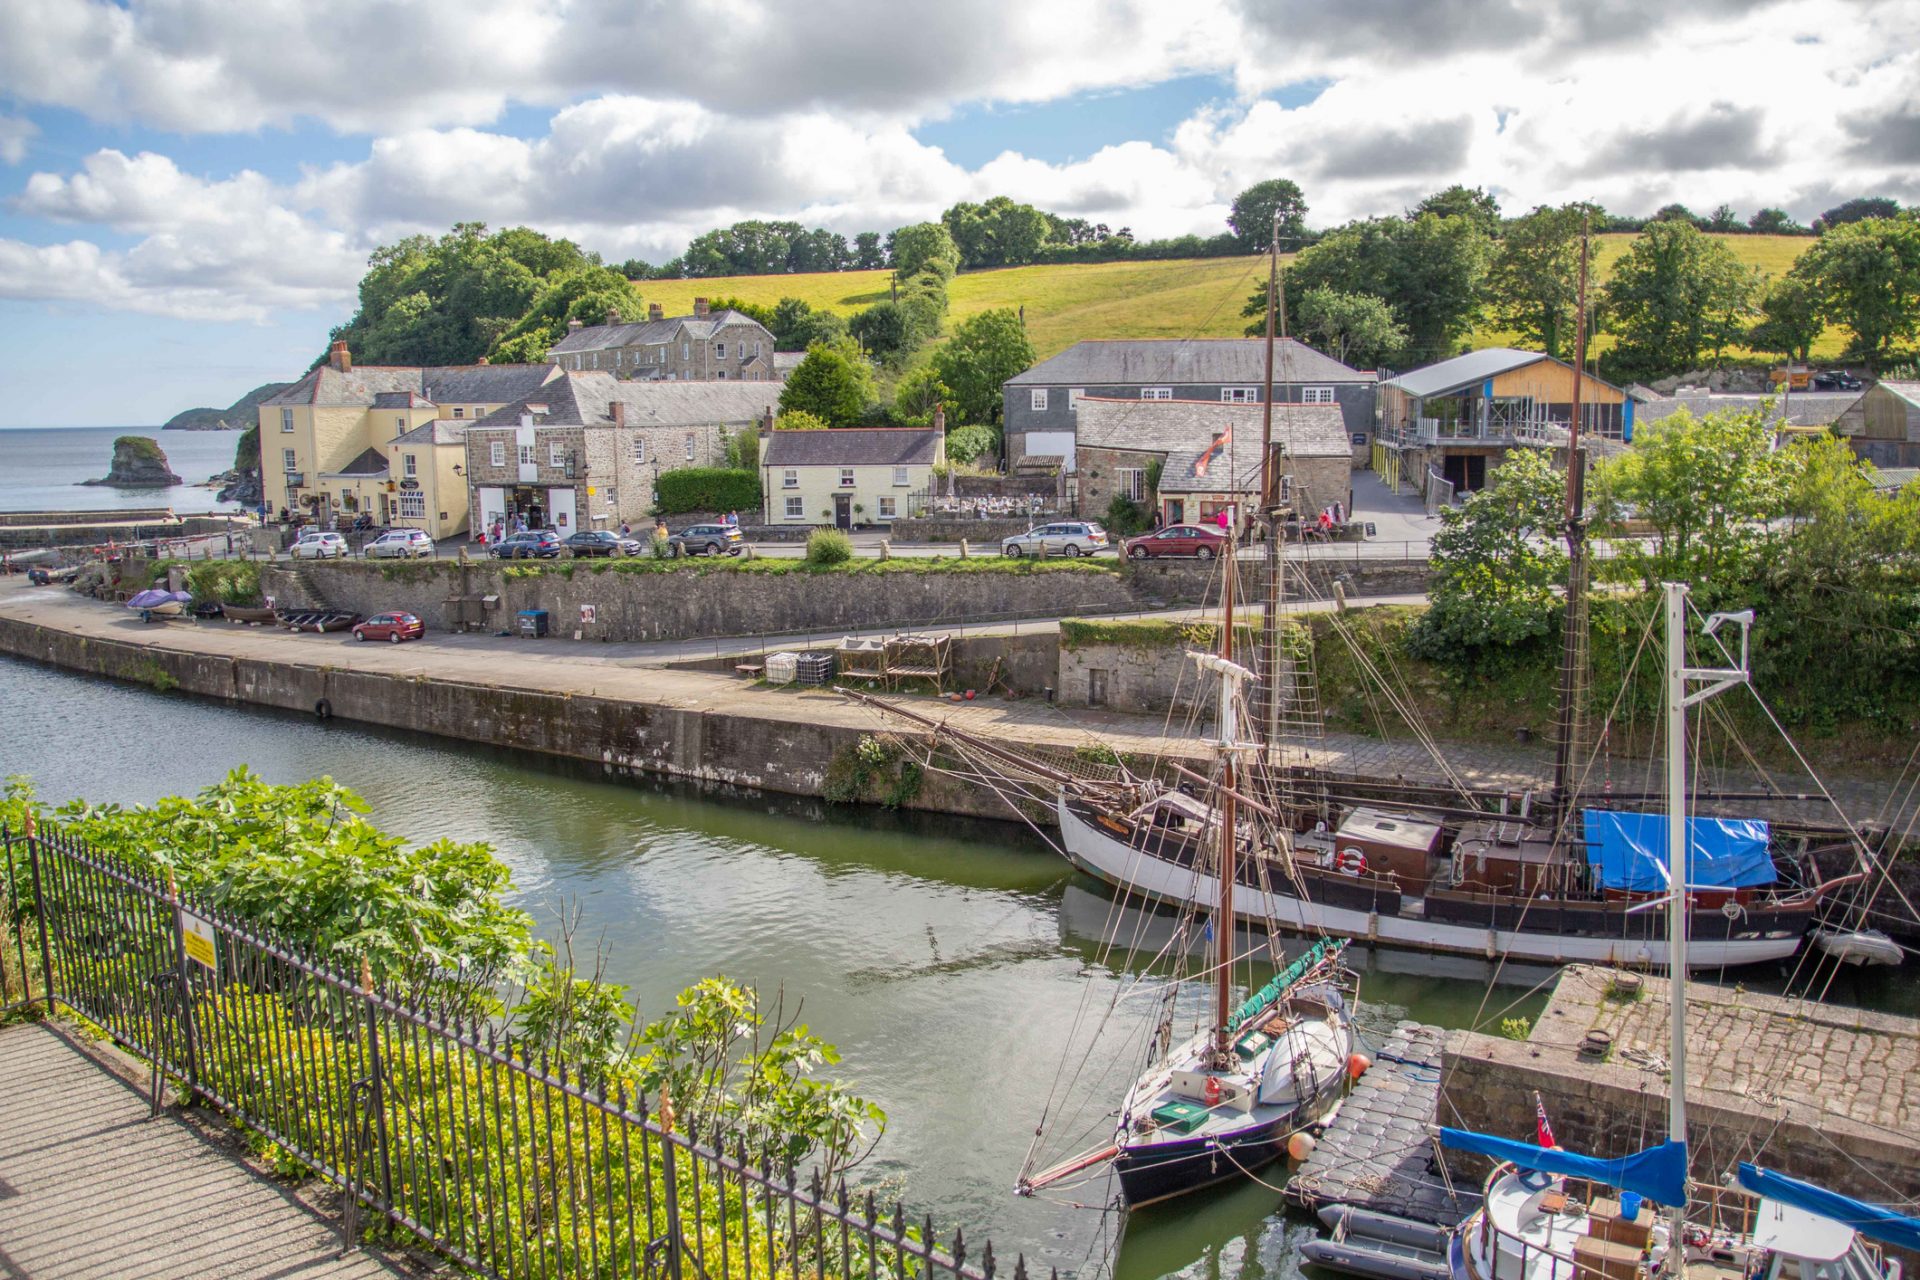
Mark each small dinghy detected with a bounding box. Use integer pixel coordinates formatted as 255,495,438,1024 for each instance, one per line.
221,604,279,625
126,588,191,620
279,610,359,633
1813,927,1904,967
1301,1205,1453,1280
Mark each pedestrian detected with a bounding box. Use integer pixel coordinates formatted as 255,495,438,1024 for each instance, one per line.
619,520,631,537
725,510,739,527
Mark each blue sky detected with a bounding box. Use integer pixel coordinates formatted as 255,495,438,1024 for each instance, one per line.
0,0,1912,427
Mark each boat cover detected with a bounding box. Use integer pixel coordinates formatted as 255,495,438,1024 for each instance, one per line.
1230,939,1345,1031
1738,1163,1920,1254
1440,1128,1687,1208
1581,809,1775,893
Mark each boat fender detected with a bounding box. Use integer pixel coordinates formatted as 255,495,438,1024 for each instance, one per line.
315,698,333,721
1335,847,1368,876
1204,1075,1222,1107
1347,1052,1372,1080
1287,1131,1316,1161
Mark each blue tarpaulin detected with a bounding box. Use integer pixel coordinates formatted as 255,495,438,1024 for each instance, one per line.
1738,1164,1920,1254
1581,809,1775,894
1440,1128,1689,1208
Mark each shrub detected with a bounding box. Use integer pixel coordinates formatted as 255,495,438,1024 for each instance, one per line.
775,409,829,432
184,559,262,606
805,527,853,565
1103,495,1149,537
944,423,998,464
654,467,761,516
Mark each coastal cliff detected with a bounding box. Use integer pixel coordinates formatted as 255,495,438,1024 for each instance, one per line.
81,435,183,488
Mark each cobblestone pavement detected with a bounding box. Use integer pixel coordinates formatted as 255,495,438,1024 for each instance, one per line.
0,1018,403,1280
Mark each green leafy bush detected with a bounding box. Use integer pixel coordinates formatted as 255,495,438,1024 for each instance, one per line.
805,528,853,565
654,468,761,516
185,559,262,606
943,423,997,463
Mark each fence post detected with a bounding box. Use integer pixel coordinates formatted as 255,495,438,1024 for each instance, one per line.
358,957,396,1227
2,824,32,1009
25,813,53,1011
657,1087,685,1280
165,873,201,1095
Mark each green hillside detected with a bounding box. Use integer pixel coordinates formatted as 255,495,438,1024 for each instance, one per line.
637,233,1839,364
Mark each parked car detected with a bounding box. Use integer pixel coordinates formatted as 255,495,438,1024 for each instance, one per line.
289,531,348,560
352,612,425,644
565,530,642,558
488,530,563,559
668,523,744,556
1812,370,1864,392
364,529,434,559
1124,524,1226,560
1001,521,1110,558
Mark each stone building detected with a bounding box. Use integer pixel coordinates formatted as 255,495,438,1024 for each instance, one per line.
545,299,779,382
1075,398,1352,527
1001,338,1377,468
466,372,778,534
258,342,564,538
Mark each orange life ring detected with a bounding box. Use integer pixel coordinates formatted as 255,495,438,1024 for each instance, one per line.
1334,847,1368,877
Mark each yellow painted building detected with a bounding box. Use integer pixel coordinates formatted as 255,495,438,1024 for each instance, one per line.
258,342,563,538
759,426,943,529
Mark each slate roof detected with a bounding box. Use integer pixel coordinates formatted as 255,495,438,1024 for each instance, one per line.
773,351,805,376
263,362,564,409
1381,348,1587,399
372,390,432,409
1004,338,1374,387
391,420,468,446
546,311,770,355
1634,391,1856,428
761,428,942,468
319,447,390,478
1076,398,1350,461
472,372,777,430
1871,467,1920,491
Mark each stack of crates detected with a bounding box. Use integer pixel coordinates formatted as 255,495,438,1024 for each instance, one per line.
795,651,837,687
765,652,800,686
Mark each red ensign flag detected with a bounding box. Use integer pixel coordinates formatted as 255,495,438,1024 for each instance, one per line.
1534,1091,1556,1148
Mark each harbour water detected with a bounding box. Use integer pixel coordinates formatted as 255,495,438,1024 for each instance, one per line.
0,426,246,514
0,652,1908,1278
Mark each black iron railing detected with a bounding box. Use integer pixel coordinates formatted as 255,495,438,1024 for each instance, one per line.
1,822,1017,1280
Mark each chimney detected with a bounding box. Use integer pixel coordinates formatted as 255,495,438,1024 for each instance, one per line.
933,404,946,435
607,306,622,325
648,302,664,322
760,405,774,438
611,400,626,428
567,318,585,333
693,297,710,318
329,340,352,373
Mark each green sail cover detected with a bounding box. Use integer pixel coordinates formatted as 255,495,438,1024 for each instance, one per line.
1231,939,1346,1031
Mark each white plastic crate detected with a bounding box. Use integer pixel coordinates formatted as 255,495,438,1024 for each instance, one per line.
765,652,799,685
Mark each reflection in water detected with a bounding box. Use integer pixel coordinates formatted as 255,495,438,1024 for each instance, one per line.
2,652,1907,1279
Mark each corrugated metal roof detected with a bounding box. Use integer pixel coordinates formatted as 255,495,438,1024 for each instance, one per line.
1005,338,1374,387
761,428,941,468
1634,392,1856,428
1381,348,1562,398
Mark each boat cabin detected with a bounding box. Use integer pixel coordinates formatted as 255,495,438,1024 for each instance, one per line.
1451,821,1590,897
1329,808,1444,892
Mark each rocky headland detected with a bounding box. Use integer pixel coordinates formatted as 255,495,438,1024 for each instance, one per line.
82,435,184,488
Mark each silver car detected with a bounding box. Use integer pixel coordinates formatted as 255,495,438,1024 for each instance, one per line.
1001,521,1111,558
289,531,348,559
364,529,434,559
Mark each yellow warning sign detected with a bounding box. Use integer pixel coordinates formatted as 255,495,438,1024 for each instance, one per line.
181,911,218,972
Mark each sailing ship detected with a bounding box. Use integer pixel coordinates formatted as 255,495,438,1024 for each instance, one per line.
1442,584,1914,1280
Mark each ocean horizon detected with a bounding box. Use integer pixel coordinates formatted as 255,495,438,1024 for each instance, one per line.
0,425,250,514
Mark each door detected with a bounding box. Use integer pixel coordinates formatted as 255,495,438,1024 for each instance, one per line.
478,487,506,539
549,487,576,533
834,494,852,529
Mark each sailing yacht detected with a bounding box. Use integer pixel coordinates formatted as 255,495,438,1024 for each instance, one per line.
1445,584,1910,1280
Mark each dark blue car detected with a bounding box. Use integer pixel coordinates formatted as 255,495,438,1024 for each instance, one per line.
488,530,562,559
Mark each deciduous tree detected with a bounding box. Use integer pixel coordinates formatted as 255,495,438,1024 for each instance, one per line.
1793,215,1920,368
1487,204,1589,360
888,222,960,281
1228,179,1309,250
1239,284,1405,367
931,309,1035,426
777,339,873,426
1414,185,1502,237
1749,275,1825,364
1599,220,1757,380
1286,214,1491,364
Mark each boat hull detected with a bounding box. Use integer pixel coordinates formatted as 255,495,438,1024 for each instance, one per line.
1057,795,1807,968
1115,1110,1294,1207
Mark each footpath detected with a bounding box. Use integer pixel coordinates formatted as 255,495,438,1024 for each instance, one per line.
0,1018,401,1279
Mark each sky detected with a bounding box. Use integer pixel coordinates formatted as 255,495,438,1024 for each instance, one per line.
1,0,1916,427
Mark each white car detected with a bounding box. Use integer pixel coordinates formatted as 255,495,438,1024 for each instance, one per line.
1001,521,1110,558
364,529,433,559
289,531,348,559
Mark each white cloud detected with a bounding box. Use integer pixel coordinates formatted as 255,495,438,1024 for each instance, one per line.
0,116,36,165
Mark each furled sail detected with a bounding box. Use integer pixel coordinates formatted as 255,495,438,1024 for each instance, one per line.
1737,1163,1920,1254
1439,1128,1688,1208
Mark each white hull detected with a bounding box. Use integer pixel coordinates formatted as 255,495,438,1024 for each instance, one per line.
1056,795,1805,969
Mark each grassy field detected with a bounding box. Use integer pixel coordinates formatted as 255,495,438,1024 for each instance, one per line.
636,233,1835,364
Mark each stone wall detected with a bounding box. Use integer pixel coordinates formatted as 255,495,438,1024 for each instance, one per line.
885,517,1058,544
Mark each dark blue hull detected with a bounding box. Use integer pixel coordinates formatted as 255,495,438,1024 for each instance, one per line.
1115,1110,1296,1207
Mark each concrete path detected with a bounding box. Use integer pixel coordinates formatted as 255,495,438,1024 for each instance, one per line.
0,1018,402,1280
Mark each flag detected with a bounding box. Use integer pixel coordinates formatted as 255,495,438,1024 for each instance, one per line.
1534,1091,1556,1149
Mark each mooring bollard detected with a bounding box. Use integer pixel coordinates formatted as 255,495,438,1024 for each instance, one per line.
959,538,969,560
879,539,891,561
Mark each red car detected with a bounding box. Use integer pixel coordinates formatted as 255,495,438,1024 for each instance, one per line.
352,611,425,644
1124,524,1227,560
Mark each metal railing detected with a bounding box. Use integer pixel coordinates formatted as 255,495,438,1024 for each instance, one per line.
1,822,1014,1280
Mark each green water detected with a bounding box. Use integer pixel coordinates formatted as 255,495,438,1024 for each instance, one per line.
1,653,1907,1278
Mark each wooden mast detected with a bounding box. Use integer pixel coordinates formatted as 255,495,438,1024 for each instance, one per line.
1215,525,1239,1066
1257,209,1284,751
1551,218,1593,837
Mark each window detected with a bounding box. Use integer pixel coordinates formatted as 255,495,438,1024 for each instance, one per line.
282,448,298,472
452,407,464,419
1221,387,1259,403
716,342,726,359
753,341,762,357
280,408,294,432
490,441,505,467
403,454,417,478
878,497,896,519
1031,389,1048,411
550,443,565,467
684,433,696,461
839,468,855,487
1119,468,1145,501
519,445,535,466
1068,388,1085,411
1140,387,1172,400
716,370,727,379
784,496,805,519
632,438,647,464
892,466,909,486
681,342,690,360
398,492,426,519
396,416,407,433
1303,386,1335,404
782,469,798,489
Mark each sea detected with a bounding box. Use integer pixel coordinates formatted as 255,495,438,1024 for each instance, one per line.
0,425,250,515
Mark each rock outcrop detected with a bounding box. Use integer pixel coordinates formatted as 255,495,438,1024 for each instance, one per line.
82,436,183,488
215,424,262,506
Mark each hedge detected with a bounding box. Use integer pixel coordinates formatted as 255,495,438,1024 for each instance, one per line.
654,467,762,515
